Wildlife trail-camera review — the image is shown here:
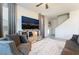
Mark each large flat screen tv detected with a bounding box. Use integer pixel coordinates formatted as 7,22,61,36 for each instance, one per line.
22,16,39,29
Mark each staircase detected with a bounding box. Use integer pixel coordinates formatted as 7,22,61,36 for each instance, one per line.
49,13,69,37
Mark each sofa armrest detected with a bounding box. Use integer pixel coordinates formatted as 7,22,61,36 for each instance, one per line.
18,42,31,55
62,40,79,55
62,48,76,55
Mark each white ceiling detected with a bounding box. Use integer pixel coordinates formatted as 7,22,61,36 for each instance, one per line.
18,3,79,17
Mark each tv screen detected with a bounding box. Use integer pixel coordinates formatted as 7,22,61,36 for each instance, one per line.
22,16,39,29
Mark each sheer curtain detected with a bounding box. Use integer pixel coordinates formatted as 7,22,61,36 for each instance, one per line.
3,4,9,37
8,3,16,34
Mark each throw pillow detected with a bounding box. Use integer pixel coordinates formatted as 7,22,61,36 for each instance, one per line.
71,34,78,44
19,35,28,43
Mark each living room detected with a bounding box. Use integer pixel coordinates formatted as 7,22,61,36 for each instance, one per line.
1,3,79,55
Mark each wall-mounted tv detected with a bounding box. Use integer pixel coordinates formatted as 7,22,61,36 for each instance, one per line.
22,16,39,29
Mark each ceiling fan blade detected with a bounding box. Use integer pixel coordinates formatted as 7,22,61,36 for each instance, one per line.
45,4,48,9
36,3,43,7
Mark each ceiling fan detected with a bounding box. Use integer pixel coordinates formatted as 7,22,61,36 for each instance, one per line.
36,3,49,9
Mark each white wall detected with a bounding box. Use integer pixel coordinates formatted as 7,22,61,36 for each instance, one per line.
16,5,50,38
44,17,49,37
55,10,79,39
16,5,38,32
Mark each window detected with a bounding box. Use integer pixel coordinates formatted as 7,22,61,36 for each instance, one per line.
2,4,9,37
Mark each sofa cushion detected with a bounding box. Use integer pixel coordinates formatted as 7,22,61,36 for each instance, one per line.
65,40,79,50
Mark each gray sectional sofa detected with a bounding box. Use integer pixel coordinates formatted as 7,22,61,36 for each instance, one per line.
62,34,79,55
0,34,31,55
